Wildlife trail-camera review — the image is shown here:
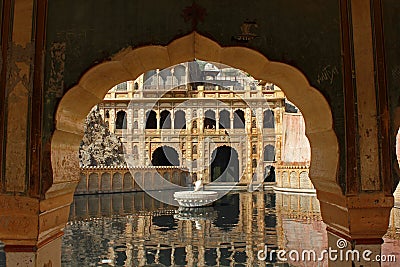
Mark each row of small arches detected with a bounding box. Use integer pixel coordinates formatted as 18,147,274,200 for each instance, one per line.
76,171,188,193
111,109,275,130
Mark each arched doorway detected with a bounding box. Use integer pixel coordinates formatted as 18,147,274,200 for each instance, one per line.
210,146,239,182
151,146,179,166
264,165,275,182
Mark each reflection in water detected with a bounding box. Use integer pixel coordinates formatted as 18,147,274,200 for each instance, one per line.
62,191,400,267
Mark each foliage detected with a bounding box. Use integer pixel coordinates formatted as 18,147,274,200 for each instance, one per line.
79,106,125,166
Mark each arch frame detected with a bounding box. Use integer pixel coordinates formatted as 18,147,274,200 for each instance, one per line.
51,31,340,198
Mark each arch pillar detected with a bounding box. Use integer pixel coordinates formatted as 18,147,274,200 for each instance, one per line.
313,0,394,257
0,8,397,262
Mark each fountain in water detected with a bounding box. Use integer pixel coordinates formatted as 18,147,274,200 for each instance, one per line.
174,179,219,207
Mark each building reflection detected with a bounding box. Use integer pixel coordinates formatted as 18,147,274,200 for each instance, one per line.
275,193,328,266
62,191,400,266
275,192,400,267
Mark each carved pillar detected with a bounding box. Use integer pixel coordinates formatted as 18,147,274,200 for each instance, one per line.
316,0,394,255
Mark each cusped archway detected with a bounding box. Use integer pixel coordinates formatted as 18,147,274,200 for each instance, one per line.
52,31,339,204
151,146,180,167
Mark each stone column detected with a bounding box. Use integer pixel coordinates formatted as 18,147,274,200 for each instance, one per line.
139,108,145,165
171,110,175,130
156,110,160,130
109,109,115,132
198,108,204,133
230,110,234,129
215,110,220,131
127,108,133,134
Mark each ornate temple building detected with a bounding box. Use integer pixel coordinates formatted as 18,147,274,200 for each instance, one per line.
85,61,287,188
77,61,315,195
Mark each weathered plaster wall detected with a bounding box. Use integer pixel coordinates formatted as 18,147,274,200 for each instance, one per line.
43,0,346,191
281,113,311,164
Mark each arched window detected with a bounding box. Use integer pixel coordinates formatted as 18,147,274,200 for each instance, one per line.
264,145,275,161
211,146,239,182
252,144,257,154
174,110,186,129
204,110,216,129
174,65,186,84
116,81,127,91
115,110,127,129
160,110,171,129
252,159,257,168
133,121,138,129
192,119,197,129
145,110,157,129
263,110,275,128
264,165,275,182
233,109,245,128
219,110,230,129
193,144,197,154
105,110,110,118
112,172,122,190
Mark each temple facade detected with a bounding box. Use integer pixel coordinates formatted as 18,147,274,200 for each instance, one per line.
92,61,286,186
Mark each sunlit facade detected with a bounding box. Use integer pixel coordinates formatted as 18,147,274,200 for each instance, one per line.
97,61,287,185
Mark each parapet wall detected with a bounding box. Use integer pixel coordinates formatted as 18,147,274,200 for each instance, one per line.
76,166,190,195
